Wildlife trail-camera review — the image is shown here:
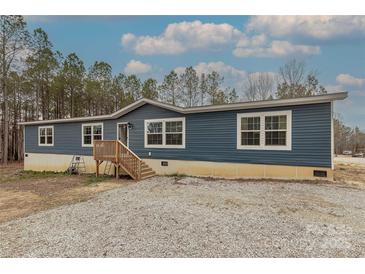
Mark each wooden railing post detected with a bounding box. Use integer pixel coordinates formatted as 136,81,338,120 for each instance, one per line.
96,160,99,177
115,140,118,163
138,160,141,180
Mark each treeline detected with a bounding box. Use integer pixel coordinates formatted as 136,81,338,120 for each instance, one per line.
334,115,365,154
0,16,361,164
0,16,240,163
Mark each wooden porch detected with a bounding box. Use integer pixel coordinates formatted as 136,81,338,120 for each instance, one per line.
93,140,155,180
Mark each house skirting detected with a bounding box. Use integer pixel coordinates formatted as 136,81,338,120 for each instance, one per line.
24,153,333,180
24,153,117,175
143,159,333,180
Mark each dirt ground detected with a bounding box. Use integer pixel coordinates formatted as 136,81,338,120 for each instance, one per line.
334,163,365,189
0,161,364,224
0,163,131,223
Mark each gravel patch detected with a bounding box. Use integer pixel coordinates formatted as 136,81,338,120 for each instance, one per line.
335,156,365,165
0,176,364,257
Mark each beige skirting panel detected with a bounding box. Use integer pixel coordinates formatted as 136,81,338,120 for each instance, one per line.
24,153,333,180
23,153,117,175
142,158,333,180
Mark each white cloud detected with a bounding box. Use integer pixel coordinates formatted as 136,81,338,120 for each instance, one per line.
233,40,320,58
121,33,137,47
122,19,321,58
336,74,365,87
124,60,151,75
175,61,248,91
236,34,268,48
247,16,365,40
121,20,243,55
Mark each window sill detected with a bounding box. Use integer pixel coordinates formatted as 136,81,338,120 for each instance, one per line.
237,145,291,151
145,145,185,149
82,144,93,147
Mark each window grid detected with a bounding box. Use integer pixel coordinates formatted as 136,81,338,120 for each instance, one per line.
39,126,53,146
145,118,185,148
265,115,287,146
237,111,291,150
82,123,103,147
240,117,260,146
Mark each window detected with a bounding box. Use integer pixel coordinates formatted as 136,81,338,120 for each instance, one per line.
265,115,287,146
166,120,183,145
240,116,260,146
82,123,103,147
237,111,291,150
146,122,163,145
38,126,54,146
145,117,185,148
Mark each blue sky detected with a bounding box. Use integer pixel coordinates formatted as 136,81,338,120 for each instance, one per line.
26,16,365,129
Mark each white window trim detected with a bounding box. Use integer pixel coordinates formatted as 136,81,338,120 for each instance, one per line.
144,117,185,149
38,126,54,146
237,110,292,151
82,123,104,147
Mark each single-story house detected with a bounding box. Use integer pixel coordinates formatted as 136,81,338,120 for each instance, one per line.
20,92,347,180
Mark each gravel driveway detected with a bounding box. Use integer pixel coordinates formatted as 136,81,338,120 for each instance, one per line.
0,176,364,257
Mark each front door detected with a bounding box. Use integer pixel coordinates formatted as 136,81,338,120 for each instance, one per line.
118,123,128,147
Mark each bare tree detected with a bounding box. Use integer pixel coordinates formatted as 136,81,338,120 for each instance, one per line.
244,72,275,101
0,16,29,164
278,58,305,86
276,58,327,99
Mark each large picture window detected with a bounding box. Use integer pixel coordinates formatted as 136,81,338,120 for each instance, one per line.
38,126,54,146
145,117,185,148
237,111,291,150
82,123,103,147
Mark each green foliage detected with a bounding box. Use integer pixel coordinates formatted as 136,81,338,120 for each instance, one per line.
124,74,142,103
207,71,224,104
61,53,85,117
180,66,199,107
142,78,158,99
159,70,180,105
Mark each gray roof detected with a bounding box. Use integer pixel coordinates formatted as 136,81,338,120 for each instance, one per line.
19,92,347,125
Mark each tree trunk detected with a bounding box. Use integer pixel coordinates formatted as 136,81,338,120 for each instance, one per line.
2,76,8,164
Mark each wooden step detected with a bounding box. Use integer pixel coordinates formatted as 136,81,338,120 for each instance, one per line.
140,171,156,180
141,166,153,172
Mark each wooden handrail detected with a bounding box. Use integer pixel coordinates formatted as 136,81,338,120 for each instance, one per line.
94,140,142,180
117,140,141,161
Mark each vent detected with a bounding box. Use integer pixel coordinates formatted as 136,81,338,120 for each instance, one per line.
161,161,168,166
313,170,327,178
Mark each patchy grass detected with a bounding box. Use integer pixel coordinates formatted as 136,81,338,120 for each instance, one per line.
83,175,112,186
0,164,130,223
18,170,67,180
166,172,188,178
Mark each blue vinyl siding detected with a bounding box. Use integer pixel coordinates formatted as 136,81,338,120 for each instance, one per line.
25,102,332,167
